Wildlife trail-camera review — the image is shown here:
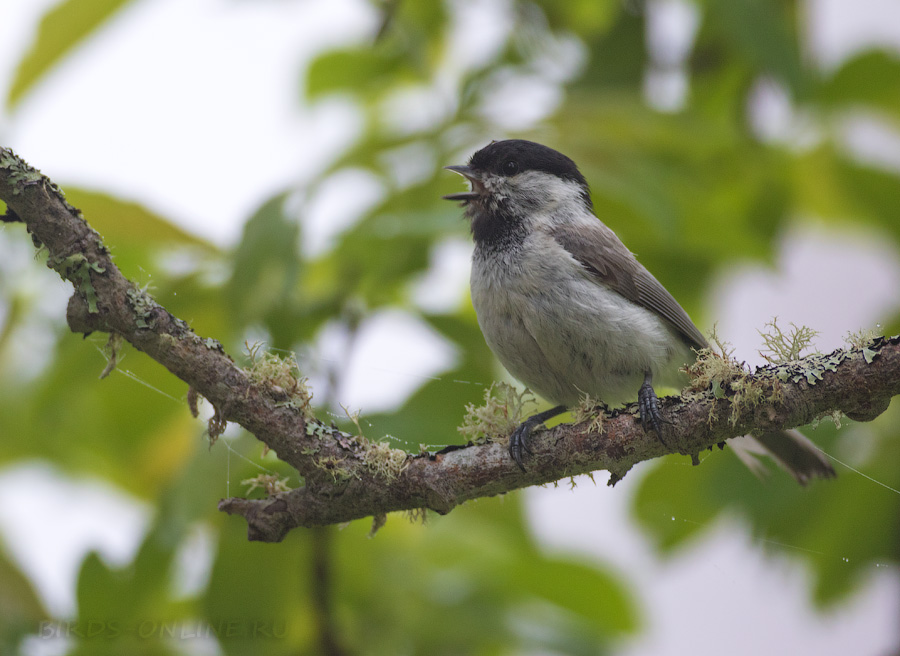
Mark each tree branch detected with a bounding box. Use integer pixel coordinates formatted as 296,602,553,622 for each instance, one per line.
2,147,898,542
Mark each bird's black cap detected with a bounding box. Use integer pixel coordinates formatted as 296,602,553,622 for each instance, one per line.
469,139,589,189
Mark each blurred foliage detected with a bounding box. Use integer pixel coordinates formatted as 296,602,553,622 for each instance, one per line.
2,0,900,653
6,0,134,109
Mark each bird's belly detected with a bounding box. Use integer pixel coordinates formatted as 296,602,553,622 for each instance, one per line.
472,267,690,407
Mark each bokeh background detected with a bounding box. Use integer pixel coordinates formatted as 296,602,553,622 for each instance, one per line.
1,0,899,654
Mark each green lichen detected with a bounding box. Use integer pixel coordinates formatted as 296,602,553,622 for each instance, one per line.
333,405,408,482
50,254,105,313
405,508,428,525
686,327,769,426
341,404,365,438
305,420,330,439
126,286,161,328
361,439,408,482
99,332,124,379
203,337,224,352
768,349,851,386
727,376,765,425
243,342,313,417
686,325,744,393
242,474,291,497
811,409,845,430
570,392,604,433
1,148,82,218
0,148,45,193
844,327,879,350
759,318,819,364
301,404,409,484
458,382,536,444
314,455,358,483
844,328,883,364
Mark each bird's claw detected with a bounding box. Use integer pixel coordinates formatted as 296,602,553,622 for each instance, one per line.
638,380,669,447
509,422,534,472
507,405,567,472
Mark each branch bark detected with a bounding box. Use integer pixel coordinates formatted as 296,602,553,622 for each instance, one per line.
2,147,898,542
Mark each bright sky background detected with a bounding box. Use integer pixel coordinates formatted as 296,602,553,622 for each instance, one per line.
1,0,900,654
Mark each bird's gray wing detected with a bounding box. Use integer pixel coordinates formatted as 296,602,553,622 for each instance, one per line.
551,221,708,351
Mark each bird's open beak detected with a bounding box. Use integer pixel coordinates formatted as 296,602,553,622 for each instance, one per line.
442,165,483,202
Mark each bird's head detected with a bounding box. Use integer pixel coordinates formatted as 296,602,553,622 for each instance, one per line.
443,139,592,244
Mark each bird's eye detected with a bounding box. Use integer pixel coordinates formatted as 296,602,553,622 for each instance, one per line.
502,160,519,175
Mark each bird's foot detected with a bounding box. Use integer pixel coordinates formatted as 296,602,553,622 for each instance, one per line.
508,405,567,472
638,377,669,448
509,422,535,472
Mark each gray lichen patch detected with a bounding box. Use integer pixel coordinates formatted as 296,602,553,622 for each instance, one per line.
756,332,898,389
1,147,83,218
0,148,47,194
305,420,331,439
201,336,225,353
126,286,162,328
767,350,851,386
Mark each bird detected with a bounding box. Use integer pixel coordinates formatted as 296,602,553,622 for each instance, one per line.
443,138,835,483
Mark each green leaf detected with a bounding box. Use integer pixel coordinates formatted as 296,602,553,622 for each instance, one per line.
204,522,312,656
519,557,638,636
0,551,48,653
817,50,900,118
7,0,134,108
576,11,646,90
0,334,195,496
326,494,636,654
838,159,900,236
534,0,620,38
707,0,807,95
307,1,448,101
226,193,302,347
65,189,215,251
306,47,415,100
634,416,900,606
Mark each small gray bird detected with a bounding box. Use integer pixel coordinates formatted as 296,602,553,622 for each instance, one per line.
444,139,834,483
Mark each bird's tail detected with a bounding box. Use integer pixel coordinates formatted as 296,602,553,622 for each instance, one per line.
730,430,836,485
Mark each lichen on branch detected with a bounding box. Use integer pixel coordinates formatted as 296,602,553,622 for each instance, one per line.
2,145,900,542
